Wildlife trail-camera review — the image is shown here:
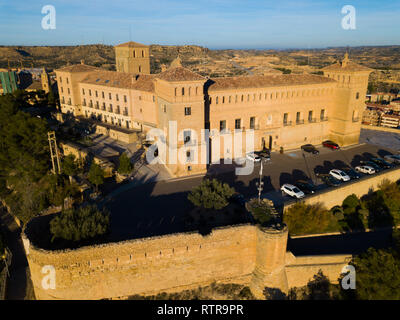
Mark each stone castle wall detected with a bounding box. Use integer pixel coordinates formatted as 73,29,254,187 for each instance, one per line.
24,221,352,300
25,224,258,300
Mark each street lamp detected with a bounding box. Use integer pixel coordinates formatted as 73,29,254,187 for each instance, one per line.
256,161,264,203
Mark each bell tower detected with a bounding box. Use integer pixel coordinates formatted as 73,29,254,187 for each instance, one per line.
114,41,150,74
323,53,373,146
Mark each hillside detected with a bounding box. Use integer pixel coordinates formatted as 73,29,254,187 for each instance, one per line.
1,44,400,91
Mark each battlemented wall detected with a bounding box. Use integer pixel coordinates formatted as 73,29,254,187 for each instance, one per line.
24,220,354,300
25,224,258,300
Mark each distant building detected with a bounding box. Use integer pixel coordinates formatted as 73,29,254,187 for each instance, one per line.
381,113,400,128
0,69,18,94
362,106,381,126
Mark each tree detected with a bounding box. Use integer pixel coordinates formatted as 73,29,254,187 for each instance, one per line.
118,153,132,175
344,248,400,300
50,205,110,242
187,179,235,210
284,202,338,235
88,162,104,192
62,154,78,178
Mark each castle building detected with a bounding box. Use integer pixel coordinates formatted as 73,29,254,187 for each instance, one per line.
55,42,372,177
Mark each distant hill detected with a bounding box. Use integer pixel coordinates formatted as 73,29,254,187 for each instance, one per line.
1,44,399,88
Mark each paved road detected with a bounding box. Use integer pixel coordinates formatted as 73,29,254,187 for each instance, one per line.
0,207,32,300
105,142,396,241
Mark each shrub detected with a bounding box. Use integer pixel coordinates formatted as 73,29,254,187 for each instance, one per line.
343,248,400,300
284,202,339,235
118,153,132,175
187,179,235,210
50,205,110,242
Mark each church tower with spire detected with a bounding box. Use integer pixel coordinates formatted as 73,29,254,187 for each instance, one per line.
322,53,373,146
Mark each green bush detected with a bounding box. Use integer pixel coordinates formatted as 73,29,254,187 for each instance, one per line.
187,179,235,210
50,205,110,242
117,153,132,175
284,202,339,235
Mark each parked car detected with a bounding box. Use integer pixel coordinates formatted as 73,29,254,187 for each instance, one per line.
294,180,316,194
246,152,261,162
369,157,393,169
360,161,381,172
301,144,319,154
341,167,361,179
384,154,400,164
329,169,351,182
317,173,341,187
355,165,376,175
231,193,246,207
255,149,271,161
281,184,305,199
322,140,340,150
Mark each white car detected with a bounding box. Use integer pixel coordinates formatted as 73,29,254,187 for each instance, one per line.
329,169,350,182
281,184,305,199
246,152,261,162
384,155,400,164
355,165,375,175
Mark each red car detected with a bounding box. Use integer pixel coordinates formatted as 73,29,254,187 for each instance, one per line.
322,140,340,150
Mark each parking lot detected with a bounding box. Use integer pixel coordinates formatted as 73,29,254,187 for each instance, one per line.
105,136,398,241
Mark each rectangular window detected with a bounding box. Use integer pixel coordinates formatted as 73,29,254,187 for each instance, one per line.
184,130,191,143
67,88,70,94
296,112,301,122
220,120,226,132
250,117,255,129
163,105,167,113
235,119,241,130
184,107,191,116
116,94,119,101
124,95,127,103
109,93,112,100
124,107,128,116
308,111,313,122
66,78,69,84
89,89,92,96
320,109,326,120
283,113,288,124
95,91,98,98
82,88,85,95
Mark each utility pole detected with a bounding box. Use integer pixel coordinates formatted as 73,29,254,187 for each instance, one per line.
48,131,61,174
256,161,264,203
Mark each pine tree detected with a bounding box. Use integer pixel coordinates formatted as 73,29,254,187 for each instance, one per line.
187,179,235,210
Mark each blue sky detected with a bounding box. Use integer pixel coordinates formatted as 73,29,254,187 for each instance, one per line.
0,0,399,49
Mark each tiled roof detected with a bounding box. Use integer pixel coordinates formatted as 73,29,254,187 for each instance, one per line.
114,41,149,48
80,70,155,92
207,74,336,91
55,64,100,73
322,60,372,72
155,67,206,82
